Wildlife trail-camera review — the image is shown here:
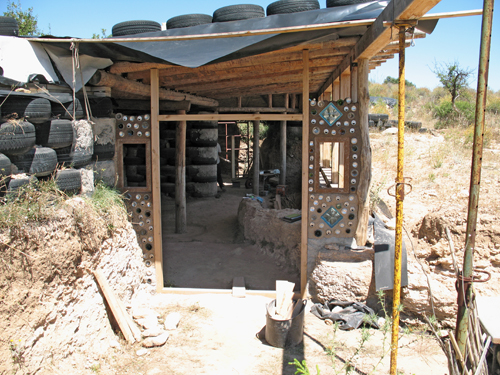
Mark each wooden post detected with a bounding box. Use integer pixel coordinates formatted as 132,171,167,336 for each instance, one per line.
300,49,310,298
252,115,260,195
150,68,164,292
280,116,287,186
333,79,340,101
291,94,297,109
351,63,358,102
354,59,371,247
231,135,236,179
340,72,351,99
175,109,187,234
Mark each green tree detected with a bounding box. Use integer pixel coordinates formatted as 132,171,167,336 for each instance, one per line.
383,76,416,88
92,28,110,39
3,1,39,36
432,61,473,111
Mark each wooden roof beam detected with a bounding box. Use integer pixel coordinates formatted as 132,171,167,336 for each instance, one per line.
317,0,441,97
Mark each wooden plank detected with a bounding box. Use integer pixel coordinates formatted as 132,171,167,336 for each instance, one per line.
110,62,175,75
340,72,351,99
114,99,191,112
280,115,287,185
175,110,187,234
218,107,299,113
354,59,371,247
89,70,218,107
232,277,246,298
158,113,303,122
167,66,336,92
317,0,441,96
333,79,340,101
32,19,374,44
351,64,358,102
252,116,260,195
276,280,295,317
127,44,356,82
151,68,164,293
301,49,309,298
93,269,135,344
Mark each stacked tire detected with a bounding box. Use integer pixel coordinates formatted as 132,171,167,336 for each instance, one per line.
187,119,218,197
0,94,87,195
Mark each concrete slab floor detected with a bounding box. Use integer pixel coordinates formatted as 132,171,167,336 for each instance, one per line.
161,182,300,290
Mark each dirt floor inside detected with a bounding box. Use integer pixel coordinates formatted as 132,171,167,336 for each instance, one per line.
161,183,300,291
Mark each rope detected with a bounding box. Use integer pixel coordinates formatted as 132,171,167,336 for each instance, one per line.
70,41,93,122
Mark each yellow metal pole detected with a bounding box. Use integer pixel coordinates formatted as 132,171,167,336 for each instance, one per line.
389,25,406,375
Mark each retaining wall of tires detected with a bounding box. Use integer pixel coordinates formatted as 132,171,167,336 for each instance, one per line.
0,93,120,196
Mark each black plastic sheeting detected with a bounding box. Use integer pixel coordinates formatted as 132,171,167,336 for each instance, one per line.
310,300,380,330
36,2,437,68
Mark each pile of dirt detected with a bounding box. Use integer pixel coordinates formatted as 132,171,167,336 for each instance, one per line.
0,197,153,375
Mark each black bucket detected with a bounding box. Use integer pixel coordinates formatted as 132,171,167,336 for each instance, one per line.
265,299,306,348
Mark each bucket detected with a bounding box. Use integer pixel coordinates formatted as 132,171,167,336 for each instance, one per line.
265,299,306,348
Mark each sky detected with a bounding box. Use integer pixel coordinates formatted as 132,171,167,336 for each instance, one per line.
2,0,499,92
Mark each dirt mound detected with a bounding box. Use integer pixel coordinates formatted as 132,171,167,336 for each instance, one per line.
0,198,152,375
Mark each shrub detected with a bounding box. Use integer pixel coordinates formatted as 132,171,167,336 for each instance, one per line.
433,100,475,128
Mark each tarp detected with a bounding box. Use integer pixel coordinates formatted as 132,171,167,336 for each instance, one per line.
1,1,437,89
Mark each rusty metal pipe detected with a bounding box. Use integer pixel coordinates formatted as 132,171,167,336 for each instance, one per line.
455,0,494,357
389,25,407,375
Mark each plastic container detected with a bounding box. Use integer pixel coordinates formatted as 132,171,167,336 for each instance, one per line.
265,299,306,348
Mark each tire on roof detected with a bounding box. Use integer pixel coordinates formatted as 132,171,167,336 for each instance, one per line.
213,4,265,22
326,0,372,7
167,14,213,29
112,20,161,37
267,0,320,16
0,16,19,37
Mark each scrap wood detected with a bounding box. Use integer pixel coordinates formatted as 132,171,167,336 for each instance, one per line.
276,280,295,318
93,269,136,344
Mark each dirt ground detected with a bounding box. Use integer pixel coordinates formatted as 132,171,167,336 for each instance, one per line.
2,128,499,374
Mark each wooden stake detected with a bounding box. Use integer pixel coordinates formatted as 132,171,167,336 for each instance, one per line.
93,269,135,344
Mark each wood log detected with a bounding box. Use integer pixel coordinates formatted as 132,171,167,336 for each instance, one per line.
93,269,135,344
217,107,298,113
110,62,175,75
88,70,218,107
114,99,191,112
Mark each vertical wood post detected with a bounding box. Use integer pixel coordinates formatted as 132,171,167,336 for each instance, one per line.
175,109,187,234
280,117,287,186
354,59,371,248
252,115,260,195
231,135,236,179
351,63,358,102
333,79,340,101
150,68,164,291
340,72,351,99
300,49,310,298
280,93,289,186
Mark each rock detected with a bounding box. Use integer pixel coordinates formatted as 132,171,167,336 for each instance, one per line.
311,250,374,306
142,327,166,338
416,213,450,245
385,218,396,230
137,317,160,330
382,128,398,135
136,349,149,356
141,332,169,348
133,308,160,320
164,312,181,330
109,340,120,348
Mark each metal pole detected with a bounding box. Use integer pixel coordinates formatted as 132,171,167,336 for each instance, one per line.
389,25,406,375
455,0,494,356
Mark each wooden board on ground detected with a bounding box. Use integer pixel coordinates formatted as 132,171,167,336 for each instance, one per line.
276,280,295,318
